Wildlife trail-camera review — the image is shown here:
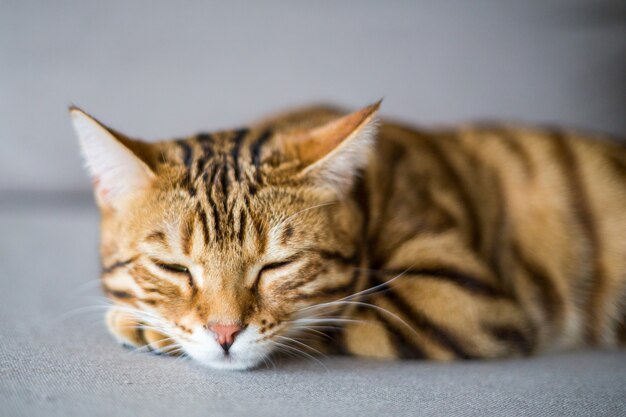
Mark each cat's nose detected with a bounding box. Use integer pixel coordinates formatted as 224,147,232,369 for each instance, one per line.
208,324,243,353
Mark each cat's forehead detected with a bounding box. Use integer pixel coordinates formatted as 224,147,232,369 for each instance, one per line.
156,126,276,190
145,125,313,235
132,181,313,267
133,131,313,254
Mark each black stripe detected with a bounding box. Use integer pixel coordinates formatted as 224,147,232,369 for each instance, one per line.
146,231,167,245
485,324,534,356
501,131,533,176
231,128,249,182
416,178,458,233
177,140,193,169
287,250,362,298
238,210,247,243
372,308,427,359
320,326,348,355
351,171,370,241
242,193,264,240
488,172,508,282
377,284,473,359
197,133,213,149
376,267,507,299
318,249,359,265
142,287,167,296
368,144,402,265
196,133,214,180
552,132,596,240
318,270,359,296
103,286,134,299
196,203,210,245
281,224,294,244
176,140,196,196
422,136,481,250
512,242,564,325
249,129,273,186
180,215,194,256
203,168,221,239
136,327,146,346
480,125,534,176
101,258,134,275
290,269,359,300
551,131,603,342
220,158,230,210
192,158,203,181
279,277,318,295
608,151,626,177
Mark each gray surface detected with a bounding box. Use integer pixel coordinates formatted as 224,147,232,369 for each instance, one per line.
1,205,625,417
1,0,626,194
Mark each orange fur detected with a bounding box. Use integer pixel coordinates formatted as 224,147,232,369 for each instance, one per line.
71,103,626,369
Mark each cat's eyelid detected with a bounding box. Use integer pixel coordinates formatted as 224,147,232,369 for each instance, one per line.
150,258,190,274
261,260,293,272
260,252,304,272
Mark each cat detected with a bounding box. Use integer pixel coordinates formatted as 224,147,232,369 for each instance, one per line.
70,101,626,370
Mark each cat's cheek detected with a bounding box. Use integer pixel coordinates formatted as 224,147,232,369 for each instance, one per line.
258,284,293,312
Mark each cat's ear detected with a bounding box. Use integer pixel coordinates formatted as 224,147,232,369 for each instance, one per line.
69,107,156,209
278,101,381,191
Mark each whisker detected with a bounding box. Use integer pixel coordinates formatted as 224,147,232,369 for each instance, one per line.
275,335,327,358
298,266,413,315
275,201,338,230
270,341,328,371
68,279,105,297
50,304,114,325
290,317,368,325
292,327,334,341
318,300,420,339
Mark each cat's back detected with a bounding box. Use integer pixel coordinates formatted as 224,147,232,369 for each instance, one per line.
369,119,626,348
371,118,626,252
377,119,626,175
373,120,626,209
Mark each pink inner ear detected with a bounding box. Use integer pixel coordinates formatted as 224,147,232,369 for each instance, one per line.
292,101,380,166
93,176,110,201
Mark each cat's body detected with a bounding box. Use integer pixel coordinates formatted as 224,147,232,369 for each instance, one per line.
71,103,626,369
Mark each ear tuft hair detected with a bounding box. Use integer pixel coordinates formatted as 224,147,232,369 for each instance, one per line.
280,101,381,192
70,107,155,209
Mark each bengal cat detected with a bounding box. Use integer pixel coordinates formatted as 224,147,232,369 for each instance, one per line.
70,102,626,370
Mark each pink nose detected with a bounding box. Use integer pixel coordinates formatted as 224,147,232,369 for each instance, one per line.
208,324,243,352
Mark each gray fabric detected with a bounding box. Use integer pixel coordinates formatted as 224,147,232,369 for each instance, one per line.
1,205,625,417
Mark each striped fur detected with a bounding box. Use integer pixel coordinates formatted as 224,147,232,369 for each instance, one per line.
71,103,626,369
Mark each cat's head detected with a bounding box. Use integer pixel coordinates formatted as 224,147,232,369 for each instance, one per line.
71,102,380,370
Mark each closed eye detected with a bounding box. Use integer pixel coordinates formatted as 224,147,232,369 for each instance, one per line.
256,254,303,283
259,261,293,274
153,260,190,275
153,260,193,287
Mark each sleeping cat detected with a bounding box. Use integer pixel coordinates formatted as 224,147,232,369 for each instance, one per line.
70,102,626,370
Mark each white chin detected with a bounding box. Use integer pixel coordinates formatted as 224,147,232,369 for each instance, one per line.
183,346,266,370
196,356,261,371
181,325,269,371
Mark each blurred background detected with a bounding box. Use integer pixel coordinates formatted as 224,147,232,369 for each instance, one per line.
1,0,625,204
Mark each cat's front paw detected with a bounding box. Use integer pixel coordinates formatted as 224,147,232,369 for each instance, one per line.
105,307,180,355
